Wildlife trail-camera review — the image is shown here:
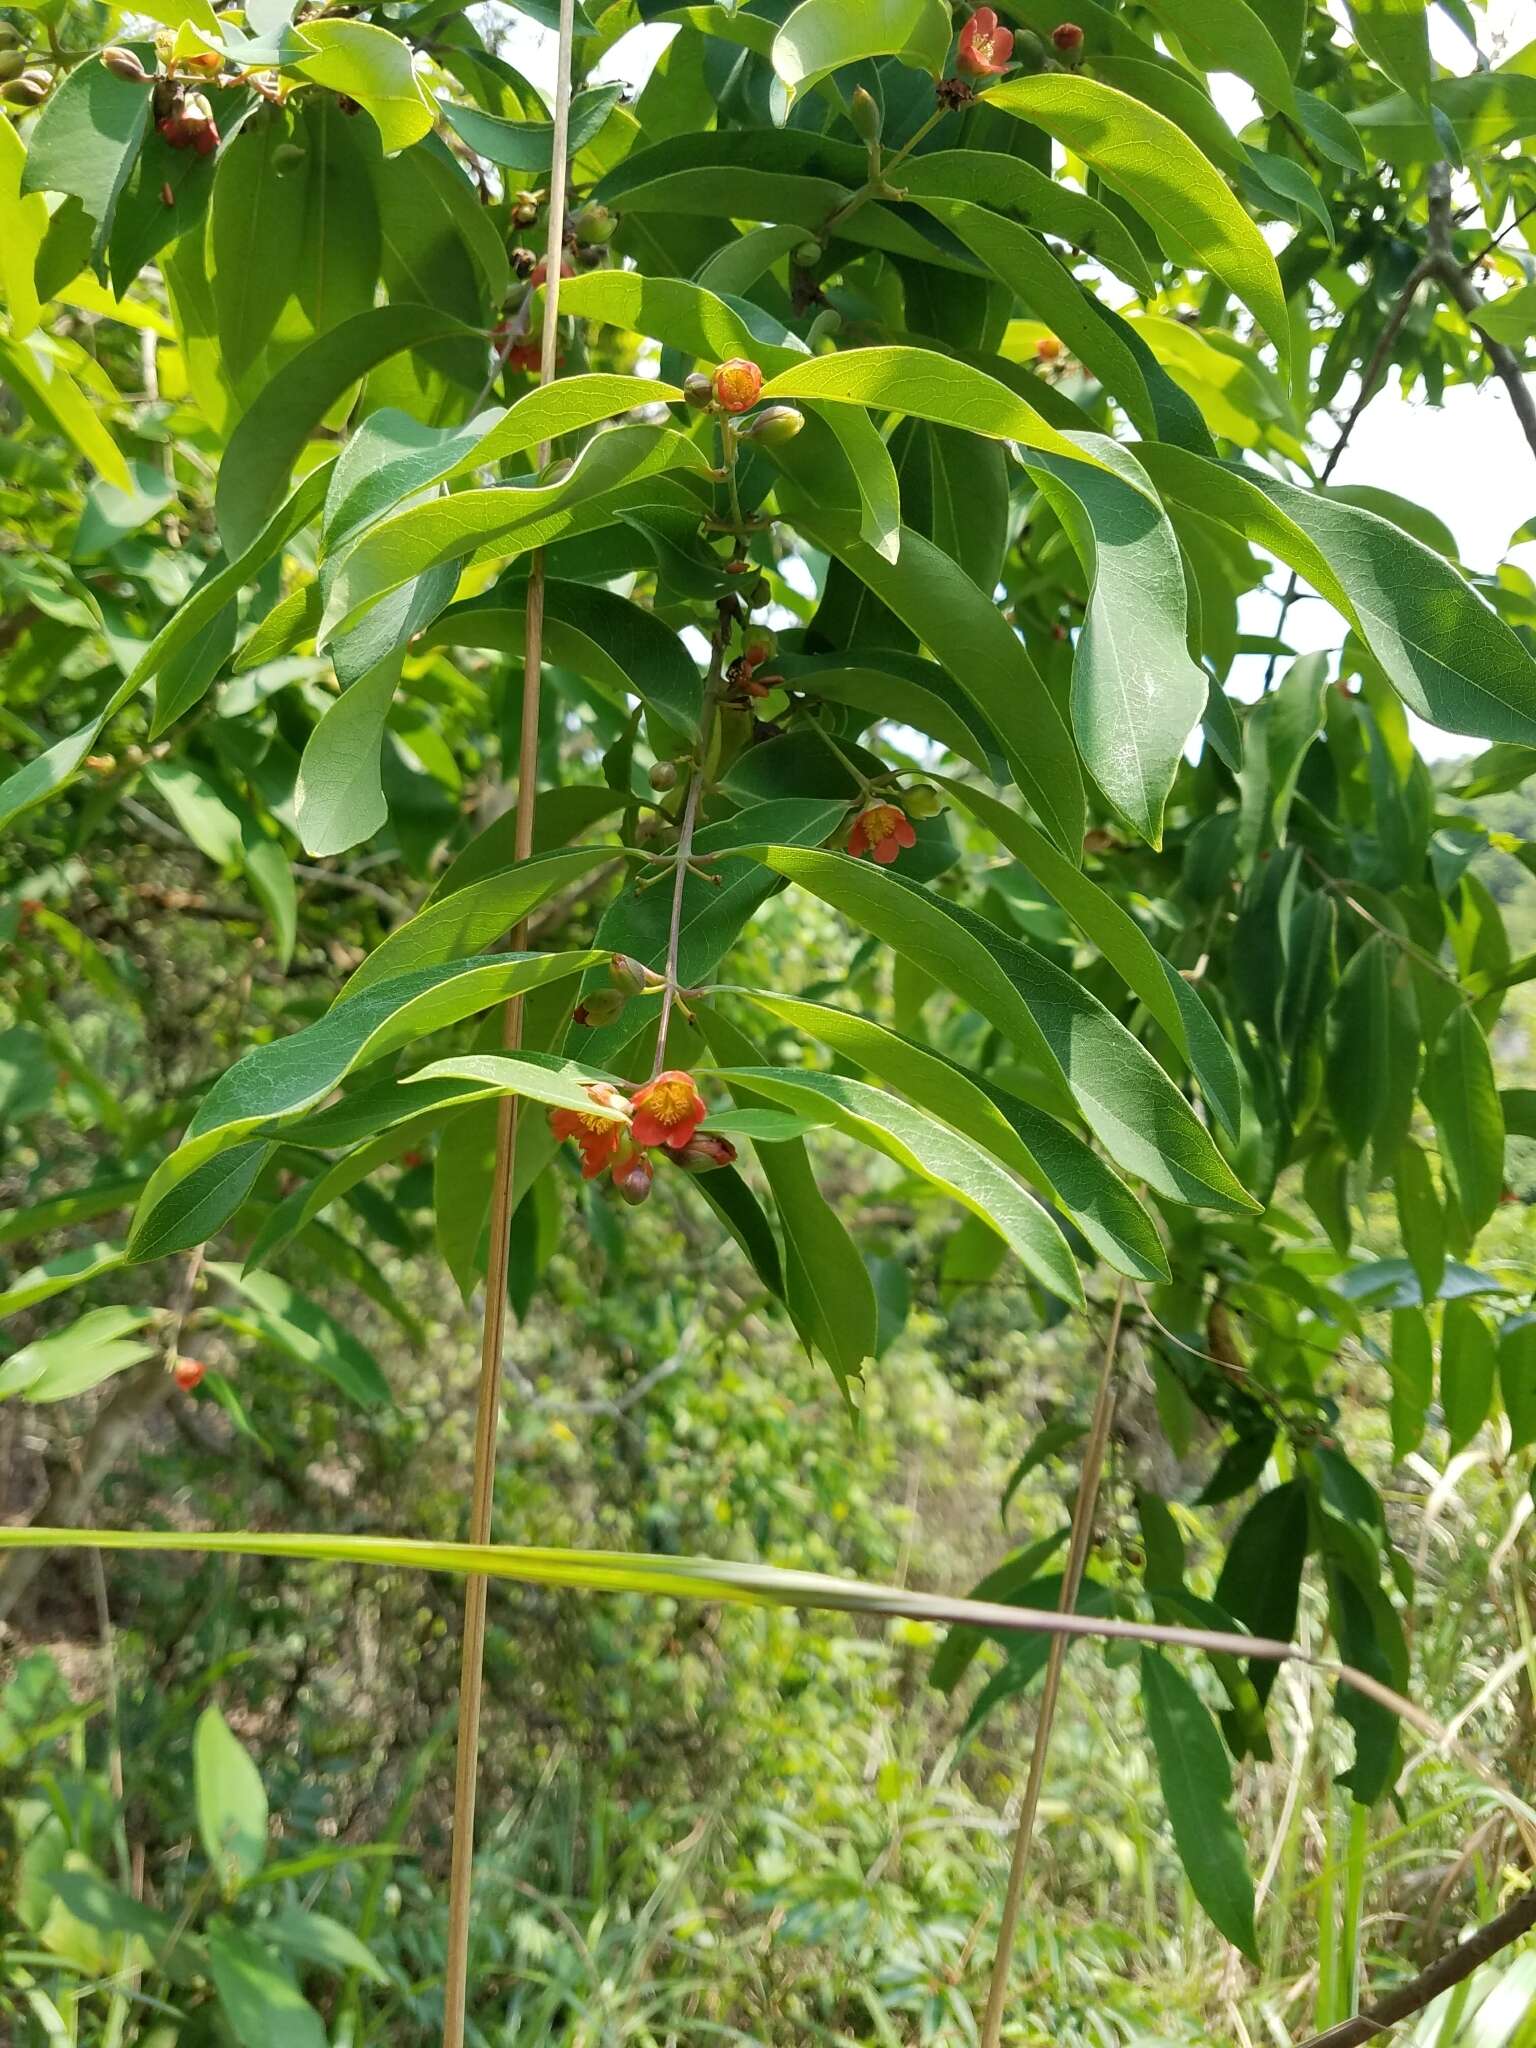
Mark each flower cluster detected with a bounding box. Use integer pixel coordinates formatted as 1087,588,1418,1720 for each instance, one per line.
549,1071,735,1205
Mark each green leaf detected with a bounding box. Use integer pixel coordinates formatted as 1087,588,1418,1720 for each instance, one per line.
930,774,1239,1137
215,307,477,557
784,509,1085,859
930,1530,1070,1693
1387,1306,1433,1458
982,75,1290,364
1024,435,1206,847
208,1927,326,2048
557,268,809,375
0,335,132,495
733,989,1167,1281
421,578,704,734
1237,652,1328,857
897,148,1155,294
441,81,622,168
206,1265,391,1408
1346,0,1430,98
697,1008,876,1392
0,1242,128,1321
317,425,706,647
340,848,616,997
1294,88,1369,171
293,654,403,859
746,848,1258,1215
779,655,1001,777
208,113,313,387
1325,935,1420,1163
1498,1318,1536,1454
1214,1479,1308,1712
1141,450,1536,747
771,0,952,106
1139,1649,1258,1959
1441,1298,1496,1453
716,1066,1084,1307
0,118,47,337
263,1906,388,1983
1138,0,1297,113
760,343,1115,477
195,1706,269,1890
294,20,434,153
0,1307,153,1404
144,760,244,867
1422,1006,1505,1239
128,954,600,1258
1394,1140,1445,1306
811,400,902,564
18,55,152,273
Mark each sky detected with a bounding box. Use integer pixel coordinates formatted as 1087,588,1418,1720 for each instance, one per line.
503,1,1536,753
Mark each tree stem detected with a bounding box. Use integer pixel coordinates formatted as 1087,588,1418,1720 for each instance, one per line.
441,4,577,2040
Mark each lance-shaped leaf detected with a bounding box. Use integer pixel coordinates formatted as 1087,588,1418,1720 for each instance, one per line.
1138,0,1297,114
18,56,151,273
0,1306,154,1404
294,19,434,153
1022,436,1207,848
759,345,1115,475
732,990,1168,1281
772,0,952,107
402,1051,638,1126
697,1007,877,1392
207,1266,391,1409
195,1704,269,1890
338,848,617,998
1388,1305,1433,1456
418,579,704,734
1325,935,1420,1163
930,775,1239,1136
779,655,1002,777
0,335,132,495
784,508,1085,859
1422,1005,1505,1238
1441,1298,1495,1453
127,954,601,1258
441,81,623,169
0,461,332,836
1394,1139,1445,1305
317,425,707,645
982,75,1290,364
1141,448,1536,746
713,1066,1083,1307
555,269,808,374
897,149,1155,293
1346,0,1430,98
1140,1649,1259,1958
745,848,1257,1214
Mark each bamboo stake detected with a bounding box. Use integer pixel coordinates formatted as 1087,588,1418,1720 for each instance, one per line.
979,1278,1126,2048
441,6,577,2039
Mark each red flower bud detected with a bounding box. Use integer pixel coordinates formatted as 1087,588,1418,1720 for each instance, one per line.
173,1356,206,1391
1051,21,1084,55
671,1132,738,1174
612,1148,654,1205
957,7,1014,77
712,357,764,414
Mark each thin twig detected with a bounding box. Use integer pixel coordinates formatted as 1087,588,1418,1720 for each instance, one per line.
978,1277,1127,2048
1296,1891,1536,2048
1426,162,1536,466
441,4,577,2042
651,633,728,1077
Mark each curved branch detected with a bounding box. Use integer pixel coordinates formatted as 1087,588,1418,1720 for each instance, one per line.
1298,1891,1536,2048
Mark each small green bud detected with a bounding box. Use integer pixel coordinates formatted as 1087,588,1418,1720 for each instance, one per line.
0,22,20,47
610,953,654,995
682,371,715,410
648,758,679,793
541,455,575,485
849,84,882,145
737,403,804,447
747,575,773,608
574,987,626,1028
271,141,307,170
793,237,822,268
0,47,24,79
904,783,944,819
574,201,617,246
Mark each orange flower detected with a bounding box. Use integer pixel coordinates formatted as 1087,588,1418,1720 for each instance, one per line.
849,802,918,866
630,1070,708,1150
550,1081,631,1179
713,358,764,413
957,7,1014,76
